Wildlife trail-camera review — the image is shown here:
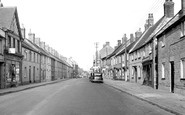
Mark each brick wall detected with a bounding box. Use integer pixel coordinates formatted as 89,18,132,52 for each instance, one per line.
158,23,185,95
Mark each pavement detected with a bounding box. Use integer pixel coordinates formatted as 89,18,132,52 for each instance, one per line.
0,78,69,96
104,78,185,115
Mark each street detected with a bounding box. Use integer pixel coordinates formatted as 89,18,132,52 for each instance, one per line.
0,78,173,115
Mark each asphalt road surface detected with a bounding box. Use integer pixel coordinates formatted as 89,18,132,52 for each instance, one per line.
0,78,173,115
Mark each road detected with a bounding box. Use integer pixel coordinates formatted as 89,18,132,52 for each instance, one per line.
0,78,173,115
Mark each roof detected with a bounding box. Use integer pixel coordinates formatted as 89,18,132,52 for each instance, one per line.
156,10,182,38
0,7,22,39
0,7,15,29
130,16,165,53
22,40,40,53
116,41,136,56
106,44,123,59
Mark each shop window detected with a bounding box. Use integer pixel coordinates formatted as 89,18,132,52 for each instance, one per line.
162,63,165,80
180,59,185,80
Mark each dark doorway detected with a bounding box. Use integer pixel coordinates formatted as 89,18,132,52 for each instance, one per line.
33,66,35,83
170,61,175,93
0,63,3,89
29,66,31,83
134,66,137,83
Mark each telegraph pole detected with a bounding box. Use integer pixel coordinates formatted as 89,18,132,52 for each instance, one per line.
95,42,98,67
124,34,127,81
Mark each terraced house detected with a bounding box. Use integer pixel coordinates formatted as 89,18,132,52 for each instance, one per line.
0,3,76,89
0,5,23,88
156,0,185,95
22,30,41,84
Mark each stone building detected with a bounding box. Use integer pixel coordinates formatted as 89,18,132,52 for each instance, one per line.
0,6,23,88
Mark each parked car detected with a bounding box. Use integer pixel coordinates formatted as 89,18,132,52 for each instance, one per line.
90,72,103,83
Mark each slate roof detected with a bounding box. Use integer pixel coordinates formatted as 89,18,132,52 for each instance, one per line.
116,41,136,56
22,39,40,54
106,44,123,59
156,10,182,38
130,16,165,53
0,7,15,29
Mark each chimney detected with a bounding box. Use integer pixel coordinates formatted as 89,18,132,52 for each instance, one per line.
130,34,135,43
21,28,26,39
164,0,174,18
144,13,154,31
182,0,185,15
135,28,142,39
0,0,3,7
35,37,40,46
40,41,45,49
28,30,35,43
114,46,117,49
148,13,154,26
117,40,121,46
106,42,110,46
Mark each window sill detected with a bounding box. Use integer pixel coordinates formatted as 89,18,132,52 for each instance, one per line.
180,78,185,80
161,44,165,48
161,78,165,80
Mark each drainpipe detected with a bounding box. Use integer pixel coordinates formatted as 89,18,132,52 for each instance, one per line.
152,37,157,89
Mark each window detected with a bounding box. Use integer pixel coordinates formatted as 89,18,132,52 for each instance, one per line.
149,44,152,54
181,22,185,37
138,50,141,59
162,63,165,79
0,40,2,54
24,51,27,60
34,53,35,62
30,51,32,62
143,50,146,58
8,35,11,48
180,59,185,79
13,38,15,48
17,40,20,53
160,35,165,47
24,67,27,78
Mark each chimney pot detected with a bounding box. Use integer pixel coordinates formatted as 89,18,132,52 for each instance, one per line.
164,0,174,18
182,0,185,15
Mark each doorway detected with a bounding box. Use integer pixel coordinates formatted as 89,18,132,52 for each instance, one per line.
33,66,35,83
134,66,137,83
170,61,175,93
0,63,3,89
29,66,31,83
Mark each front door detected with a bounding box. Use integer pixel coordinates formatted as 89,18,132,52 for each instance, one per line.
134,66,137,83
33,66,35,83
170,61,175,93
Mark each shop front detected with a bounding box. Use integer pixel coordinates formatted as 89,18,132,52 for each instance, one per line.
4,54,22,88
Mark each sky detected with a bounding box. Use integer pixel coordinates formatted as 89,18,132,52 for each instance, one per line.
2,0,181,71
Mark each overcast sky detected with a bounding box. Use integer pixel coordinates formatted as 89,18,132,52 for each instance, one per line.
3,0,181,71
